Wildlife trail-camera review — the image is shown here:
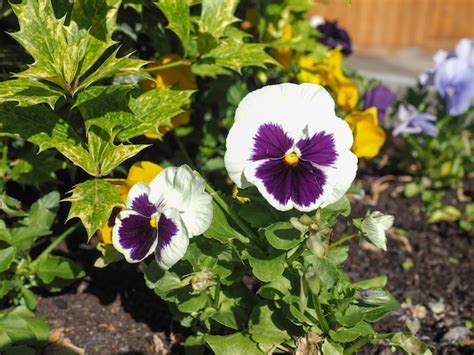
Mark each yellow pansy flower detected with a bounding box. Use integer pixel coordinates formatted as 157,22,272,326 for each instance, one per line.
297,47,359,112
345,107,386,159
143,54,196,139
99,161,163,244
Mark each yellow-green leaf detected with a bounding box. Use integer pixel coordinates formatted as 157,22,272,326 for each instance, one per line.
0,78,64,109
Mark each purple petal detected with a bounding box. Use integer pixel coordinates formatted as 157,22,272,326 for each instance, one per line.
297,131,338,166
251,123,294,161
131,193,157,217
362,86,396,124
317,20,352,55
117,213,157,261
255,158,326,207
155,213,178,260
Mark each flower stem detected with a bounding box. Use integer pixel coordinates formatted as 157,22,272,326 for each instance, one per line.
204,182,257,240
213,277,221,308
343,333,393,355
144,59,188,72
36,223,79,260
311,291,330,334
329,233,358,248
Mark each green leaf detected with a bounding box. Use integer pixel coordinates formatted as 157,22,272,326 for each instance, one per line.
65,179,121,239
87,126,148,176
326,246,349,265
201,41,278,75
0,306,49,348
10,149,66,187
144,260,184,301
198,0,239,40
0,281,16,300
305,256,339,290
320,196,351,226
359,293,400,322
71,0,122,79
0,104,96,175
243,247,286,283
94,243,124,268
117,89,194,140
204,201,249,244
257,274,292,301
74,49,147,93
32,254,85,285
156,0,191,49
10,0,86,88
7,191,59,250
248,304,291,344
0,78,64,108
263,221,302,250
329,321,373,343
204,332,263,355
177,291,208,314
391,332,432,355
0,247,17,272
19,286,36,310
352,276,388,290
321,339,343,355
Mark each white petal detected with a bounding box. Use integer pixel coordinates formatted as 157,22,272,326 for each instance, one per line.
155,208,189,270
126,182,150,209
149,165,213,237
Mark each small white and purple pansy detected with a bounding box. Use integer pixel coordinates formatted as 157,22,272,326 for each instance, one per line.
112,165,213,270
224,83,358,212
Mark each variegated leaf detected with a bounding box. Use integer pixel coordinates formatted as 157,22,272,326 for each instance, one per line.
198,0,239,40
156,0,191,50
0,78,64,108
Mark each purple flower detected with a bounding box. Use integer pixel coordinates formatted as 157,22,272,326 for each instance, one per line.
317,20,352,55
393,105,438,137
224,83,357,212
362,85,396,124
435,57,474,116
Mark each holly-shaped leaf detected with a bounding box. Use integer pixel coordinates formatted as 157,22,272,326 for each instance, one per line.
155,0,191,50
0,78,64,108
198,0,239,40
65,179,121,239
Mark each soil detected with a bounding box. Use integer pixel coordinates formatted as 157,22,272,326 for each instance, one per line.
35,176,474,355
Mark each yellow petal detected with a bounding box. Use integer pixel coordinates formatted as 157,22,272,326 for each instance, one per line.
346,108,386,159
232,185,251,204
336,79,359,112
143,54,196,91
127,161,164,185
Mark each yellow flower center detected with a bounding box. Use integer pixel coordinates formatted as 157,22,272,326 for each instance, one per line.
284,151,300,165
149,216,158,229
446,86,455,96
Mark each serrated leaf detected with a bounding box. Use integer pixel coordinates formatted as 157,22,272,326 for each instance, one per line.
75,49,147,93
199,0,239,40
156,0,191,49
0,78,64,108
87,126,148,176
71,0,122,78
0,103,96,175
65,179,121,238
202,41,278,74
117,89,194,140
74,85,136,135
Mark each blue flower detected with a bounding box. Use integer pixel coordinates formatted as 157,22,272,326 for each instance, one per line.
434,57,474,116
393,105,438,137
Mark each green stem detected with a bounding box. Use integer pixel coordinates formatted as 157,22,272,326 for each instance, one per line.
144,59,187,72
287,242,306,265
329,233,358,248
204,182,257,240
213,277,221,308
36,224,79,260
343,333,393,355
311,291,329,334
0,142,7,179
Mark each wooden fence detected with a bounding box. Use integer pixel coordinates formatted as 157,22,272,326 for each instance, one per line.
310,0,474,54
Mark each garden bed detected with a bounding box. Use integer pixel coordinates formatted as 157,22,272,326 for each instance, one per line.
35,177,474,354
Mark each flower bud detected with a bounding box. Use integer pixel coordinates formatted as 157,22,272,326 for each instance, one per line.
361,211,394,251
191,270,214,293
305,267,321,295
358,289,390,305
306,233,326,257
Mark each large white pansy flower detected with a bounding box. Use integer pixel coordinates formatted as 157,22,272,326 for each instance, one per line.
224,83,357,212
112,165,213,269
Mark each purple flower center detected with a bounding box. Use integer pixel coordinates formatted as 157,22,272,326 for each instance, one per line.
250,123,338,207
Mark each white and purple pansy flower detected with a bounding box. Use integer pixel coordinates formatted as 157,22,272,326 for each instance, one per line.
224,83,358,212
112,165,213,270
